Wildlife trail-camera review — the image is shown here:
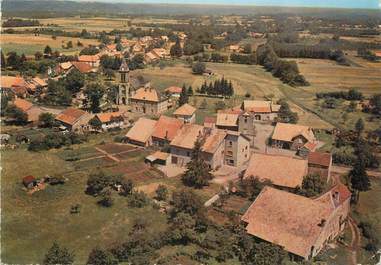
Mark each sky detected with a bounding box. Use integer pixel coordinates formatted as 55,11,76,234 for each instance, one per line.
80,0,381,9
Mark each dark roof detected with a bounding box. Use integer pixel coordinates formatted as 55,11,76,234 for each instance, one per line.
308,152,332,167
23,175,36,185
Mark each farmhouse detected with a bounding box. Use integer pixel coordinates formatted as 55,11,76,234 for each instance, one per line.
1,76,28,97
78,55,100,67
165,86,183,97
244,153,308,188
173,103,196,124
25,77,48,94
241,100,280,121
14,98,43,123
170,124,205,167
93,111,126,131
216,111,239,131
53,62,73,76
241,184,351,260
308,151,333,183
55,107,92,132
170,124,251,170
125,117,157,146
71,61,96,74
144,51,159,64
130,85,169,115
271,122,317,153
151,116,183,146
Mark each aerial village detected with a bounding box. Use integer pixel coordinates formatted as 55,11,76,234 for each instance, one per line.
1,5,381,265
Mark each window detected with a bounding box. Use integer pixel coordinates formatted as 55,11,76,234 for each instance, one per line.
245,146,248,150
229,141,233,146
244,117,247,123
187,151,190,156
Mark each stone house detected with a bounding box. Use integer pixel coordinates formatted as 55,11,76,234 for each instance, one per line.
173,104,196,124
241,100,280,122
151,116,183,147
241,184,351,260
55,107,93,132
78,55,100,68
170,124,251,170
125,117,157,146
93,111,126,131
271,122,317,153
130,85,169,115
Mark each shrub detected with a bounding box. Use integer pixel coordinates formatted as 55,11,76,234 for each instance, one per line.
128,191,149,208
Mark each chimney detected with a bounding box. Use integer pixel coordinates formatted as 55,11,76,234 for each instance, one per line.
165,130,168,140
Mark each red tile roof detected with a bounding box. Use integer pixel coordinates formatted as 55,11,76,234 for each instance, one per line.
14,98,33,112
55,107,88,126
308,152,332,167
78,55,99,63
173,103,196,116
71,61,94,73
165,86,182,94
152,115,183,141
22,175,36,185
96,112,124,123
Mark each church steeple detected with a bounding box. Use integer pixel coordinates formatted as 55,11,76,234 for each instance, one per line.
119,58,129,83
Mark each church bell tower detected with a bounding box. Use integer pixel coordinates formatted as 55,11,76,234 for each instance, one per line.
117,58,130,105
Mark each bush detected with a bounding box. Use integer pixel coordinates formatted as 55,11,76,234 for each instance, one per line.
333,147,356,166
128,191,149,208
192,62,206,75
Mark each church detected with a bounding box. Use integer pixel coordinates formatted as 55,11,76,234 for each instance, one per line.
117,58,169,115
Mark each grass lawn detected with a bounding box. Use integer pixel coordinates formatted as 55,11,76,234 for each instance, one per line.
1,140,168,264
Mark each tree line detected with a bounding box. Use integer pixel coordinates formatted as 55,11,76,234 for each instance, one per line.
256,44,309,86
196,77,234,97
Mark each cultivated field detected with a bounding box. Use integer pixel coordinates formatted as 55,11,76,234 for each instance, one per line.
1,33,100,56
294,58,381,95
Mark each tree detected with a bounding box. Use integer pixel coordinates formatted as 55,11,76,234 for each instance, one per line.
350,154,371,203
6,52,21,69
277,99,298,124
170,39,182,57
178,84,189,106
192,62,206,75
155,184,168,201
181,136,213,188
65,68,85,93
369,94,381,115
5,105,28,125
43,242,74,265
120,179,134,196
188,85,193,96
34,51,43,60
66,41,73,49
1,95,8,116
84,83,105,113
355,118,365,136
128,191,149,208
97,189,114,207
89,116,102,131
87,247,117,265
171,188,204,217
1,51,6,68
169,212,197,244
298,174,326,197
38,112,55,128
239,176,269,200
104,68,115,80
86,171,112,196
44,45,52,55
243,43,252,54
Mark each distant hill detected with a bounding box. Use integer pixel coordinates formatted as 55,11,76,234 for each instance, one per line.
2,0,381,18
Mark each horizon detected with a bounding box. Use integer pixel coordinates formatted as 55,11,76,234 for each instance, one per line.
76,0,381,9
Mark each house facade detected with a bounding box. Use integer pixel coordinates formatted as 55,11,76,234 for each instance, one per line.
271,122,317,153
55,108,93,132
241,100,280,121
130,85,169,115
93,112,126,131
173,104,196,124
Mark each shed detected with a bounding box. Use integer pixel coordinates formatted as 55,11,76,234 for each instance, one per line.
22,175,37,189
145,151,170,165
